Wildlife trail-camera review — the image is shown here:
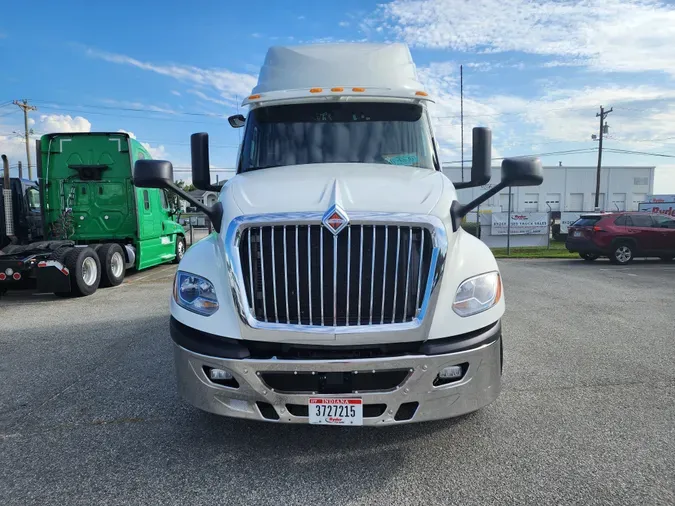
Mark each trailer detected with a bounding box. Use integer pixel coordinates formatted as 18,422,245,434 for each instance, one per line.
0,132,186,297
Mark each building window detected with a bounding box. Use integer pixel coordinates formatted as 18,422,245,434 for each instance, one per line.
634,177,649,186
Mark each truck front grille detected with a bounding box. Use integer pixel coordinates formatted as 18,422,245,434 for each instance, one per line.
238,224,433,326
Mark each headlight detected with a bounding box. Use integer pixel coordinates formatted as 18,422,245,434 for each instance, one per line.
452,271,502,317
174,271,219,316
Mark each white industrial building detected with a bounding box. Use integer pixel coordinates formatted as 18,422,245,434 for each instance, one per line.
444,165,655,213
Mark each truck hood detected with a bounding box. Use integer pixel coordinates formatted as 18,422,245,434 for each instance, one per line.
229,164,446,215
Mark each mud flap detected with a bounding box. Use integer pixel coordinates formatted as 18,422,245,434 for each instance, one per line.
36,261,71,294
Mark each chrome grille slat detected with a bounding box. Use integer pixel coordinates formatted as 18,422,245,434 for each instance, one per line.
283,225,290,322
346,226,351,326
271,226,278,323
241,223,432,327
259,226,268,321
357,225,364,326
320,227,325,326
380,227,389,324
307,226,312,325
403,226,412,320
247,230,255,315
368,226,376,325
391,226,401,324
295,225,301,324
415,230,425,312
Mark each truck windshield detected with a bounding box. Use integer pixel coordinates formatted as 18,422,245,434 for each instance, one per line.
239,102,437,172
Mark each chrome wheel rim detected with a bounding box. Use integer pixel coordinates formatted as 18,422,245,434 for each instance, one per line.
177,240,185,259
111,251,124,278
82,257,98,286
616,246,631,263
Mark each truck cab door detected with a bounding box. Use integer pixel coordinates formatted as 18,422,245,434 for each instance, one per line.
157,189,178,257
24,185,43,241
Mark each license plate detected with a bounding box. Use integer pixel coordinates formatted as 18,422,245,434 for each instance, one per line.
573,231,582,237
308,398,363,425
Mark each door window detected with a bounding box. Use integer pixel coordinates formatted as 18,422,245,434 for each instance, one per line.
652,215,675,229
143,190,150,211
160,190,169,210
630,214,653,227
26,187,41,212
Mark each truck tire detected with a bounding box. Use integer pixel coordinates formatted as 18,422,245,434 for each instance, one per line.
98,243,126,287
64,247,101,296
610,242,634,265
173,236,186,264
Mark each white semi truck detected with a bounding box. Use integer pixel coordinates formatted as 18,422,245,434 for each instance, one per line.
134,43,543,425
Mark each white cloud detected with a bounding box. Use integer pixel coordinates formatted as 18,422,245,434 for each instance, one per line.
251,33,262,38
1,114,92,175
339,21,350,27
117,129,136,139
117,129,167,160
86,48,258,103
39,114,91,133
171,90,181,96
298,15,306,20
372,0,675,75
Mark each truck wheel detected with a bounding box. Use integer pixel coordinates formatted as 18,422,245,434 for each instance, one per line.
173,236,186,264
64,247,101,296
98,243,126,287
610,242,634,265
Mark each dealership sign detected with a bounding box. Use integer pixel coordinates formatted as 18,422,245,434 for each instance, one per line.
638,202,675,216
491,212,549,235
645,195,675,203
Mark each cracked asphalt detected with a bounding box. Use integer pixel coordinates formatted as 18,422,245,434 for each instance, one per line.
1,259,674,505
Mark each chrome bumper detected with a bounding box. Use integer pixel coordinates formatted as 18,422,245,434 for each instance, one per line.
172,333,502,426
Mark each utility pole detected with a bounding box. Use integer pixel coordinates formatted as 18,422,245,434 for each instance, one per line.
13,100,38,181
594,105,612,210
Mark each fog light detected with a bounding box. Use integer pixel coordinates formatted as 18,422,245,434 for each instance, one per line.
439,366,463,379
5,268,13,276
209,368,233,381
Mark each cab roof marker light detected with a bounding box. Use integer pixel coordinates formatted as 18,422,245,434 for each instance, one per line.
415,91,428,96
331,87,344,92
309,88,323,93
352,87,366,92
248,94,261,100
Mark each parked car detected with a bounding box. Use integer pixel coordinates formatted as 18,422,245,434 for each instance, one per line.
566,212,675,264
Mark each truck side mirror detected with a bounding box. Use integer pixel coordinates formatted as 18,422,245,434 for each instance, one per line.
191,133,220,192
133,160,174,189
449,155,544,231
132,159,224,233
228,114,246,128
500,158,543,187
454,127,492,189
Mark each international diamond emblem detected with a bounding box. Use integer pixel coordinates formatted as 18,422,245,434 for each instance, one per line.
322,205,349,235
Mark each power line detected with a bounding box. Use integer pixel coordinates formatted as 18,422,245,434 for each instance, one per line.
31,99,232,119
36,105,227,126
442,147,598,165
603,148,675,158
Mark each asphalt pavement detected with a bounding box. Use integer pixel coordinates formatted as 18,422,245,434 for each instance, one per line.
1,259,674,505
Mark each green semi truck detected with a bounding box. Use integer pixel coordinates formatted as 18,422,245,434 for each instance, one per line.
0,132,186,297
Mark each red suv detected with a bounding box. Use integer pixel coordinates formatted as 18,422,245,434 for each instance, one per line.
566,212,675,264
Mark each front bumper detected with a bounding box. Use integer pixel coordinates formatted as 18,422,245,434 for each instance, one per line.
171,319,502,425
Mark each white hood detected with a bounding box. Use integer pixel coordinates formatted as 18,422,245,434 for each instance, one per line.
230,164,448,215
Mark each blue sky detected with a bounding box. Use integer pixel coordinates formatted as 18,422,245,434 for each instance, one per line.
2,0,675,191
